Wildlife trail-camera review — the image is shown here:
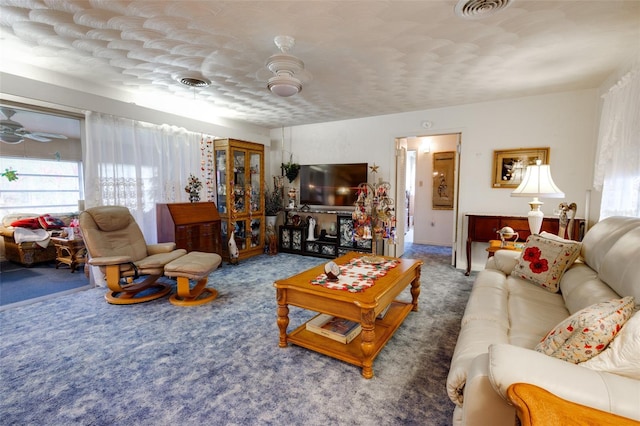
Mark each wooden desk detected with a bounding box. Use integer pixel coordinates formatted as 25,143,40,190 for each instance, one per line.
156,202,223,256
465,213,584,276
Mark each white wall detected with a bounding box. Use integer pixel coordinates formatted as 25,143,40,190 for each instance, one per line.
269,89,601,272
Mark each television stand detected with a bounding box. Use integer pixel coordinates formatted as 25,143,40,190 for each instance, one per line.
279,208,378,259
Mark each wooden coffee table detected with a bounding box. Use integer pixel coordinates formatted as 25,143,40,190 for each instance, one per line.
274,251,422,378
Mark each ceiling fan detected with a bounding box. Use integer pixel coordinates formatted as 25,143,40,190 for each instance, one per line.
258,36,312,97
0,107,69,144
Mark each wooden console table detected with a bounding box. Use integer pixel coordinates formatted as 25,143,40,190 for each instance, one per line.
465,213,584,276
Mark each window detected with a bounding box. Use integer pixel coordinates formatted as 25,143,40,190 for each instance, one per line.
0,157,84,218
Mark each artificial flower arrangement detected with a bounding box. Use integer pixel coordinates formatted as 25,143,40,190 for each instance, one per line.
185,174,203,202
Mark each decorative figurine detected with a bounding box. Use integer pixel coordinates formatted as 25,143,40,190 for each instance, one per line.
307,216,316,241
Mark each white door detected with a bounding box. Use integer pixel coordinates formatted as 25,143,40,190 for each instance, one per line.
393,139,408,257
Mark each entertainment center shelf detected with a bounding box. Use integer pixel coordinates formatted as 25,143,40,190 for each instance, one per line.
278,208,376,259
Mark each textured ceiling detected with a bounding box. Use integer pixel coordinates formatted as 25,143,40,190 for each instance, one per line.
0,0,639,131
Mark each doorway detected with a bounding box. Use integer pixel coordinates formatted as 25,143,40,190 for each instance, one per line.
405,150,417,244
394,133,460,263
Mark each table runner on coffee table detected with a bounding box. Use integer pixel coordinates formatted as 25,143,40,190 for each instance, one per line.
310,257,400,292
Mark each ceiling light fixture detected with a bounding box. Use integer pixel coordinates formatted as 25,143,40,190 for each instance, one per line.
268,73,302,97
266,36,305,97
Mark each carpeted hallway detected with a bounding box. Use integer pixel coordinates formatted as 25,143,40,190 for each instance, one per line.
0,246,474,425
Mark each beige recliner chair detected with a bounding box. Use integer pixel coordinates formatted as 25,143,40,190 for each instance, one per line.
80,206,186,304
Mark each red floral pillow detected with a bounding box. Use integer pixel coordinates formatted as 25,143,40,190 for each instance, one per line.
511,232,581,292
38,214,65,229
10,217,40,229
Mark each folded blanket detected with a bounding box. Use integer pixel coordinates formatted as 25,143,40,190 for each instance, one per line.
13,227,51,248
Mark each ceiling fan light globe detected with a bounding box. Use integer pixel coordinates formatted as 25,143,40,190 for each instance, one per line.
268,75,302,97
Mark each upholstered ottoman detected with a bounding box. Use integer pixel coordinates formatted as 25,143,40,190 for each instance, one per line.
164,251,222,306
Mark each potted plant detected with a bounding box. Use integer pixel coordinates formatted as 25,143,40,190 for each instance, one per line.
281,155,300,183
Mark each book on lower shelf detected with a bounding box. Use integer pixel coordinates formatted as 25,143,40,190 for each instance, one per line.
306,314,362,344
377,303,391,319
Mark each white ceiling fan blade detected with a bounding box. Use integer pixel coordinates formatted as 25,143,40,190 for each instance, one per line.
23,134,53,142
27,132,68,140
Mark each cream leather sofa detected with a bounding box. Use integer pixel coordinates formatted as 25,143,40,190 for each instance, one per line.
447,216,640,425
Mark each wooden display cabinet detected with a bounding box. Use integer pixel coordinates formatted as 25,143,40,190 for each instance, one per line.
214,138,265,261
156,202,222,256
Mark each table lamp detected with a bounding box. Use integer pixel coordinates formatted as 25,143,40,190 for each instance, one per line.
511,159,564,235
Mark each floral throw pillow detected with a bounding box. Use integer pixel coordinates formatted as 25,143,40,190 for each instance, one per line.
511,232,581,292
581,310,640,379
535,296,636,363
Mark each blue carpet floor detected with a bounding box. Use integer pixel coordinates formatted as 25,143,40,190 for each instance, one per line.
0,246,474,425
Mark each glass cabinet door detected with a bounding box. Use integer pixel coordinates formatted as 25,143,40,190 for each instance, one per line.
215,149,227,214
250,218,261,248
250,152,261,213
234,220,246,250
233,149,246,213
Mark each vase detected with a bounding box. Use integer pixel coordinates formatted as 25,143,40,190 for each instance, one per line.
189,192,200,203
228,231,239,265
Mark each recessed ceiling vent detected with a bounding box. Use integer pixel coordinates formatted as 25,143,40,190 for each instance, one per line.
455,0,512,19
174,74,211,88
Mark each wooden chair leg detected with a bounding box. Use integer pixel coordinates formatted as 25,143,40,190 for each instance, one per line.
103,266,170,305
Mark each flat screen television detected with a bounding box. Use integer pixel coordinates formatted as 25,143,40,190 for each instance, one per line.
299,163,368,207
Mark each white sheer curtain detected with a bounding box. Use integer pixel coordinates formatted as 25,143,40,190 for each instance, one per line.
594,68,640,219
84,111,206,242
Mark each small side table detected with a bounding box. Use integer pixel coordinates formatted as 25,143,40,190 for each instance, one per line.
486,240,524,258
51,237,87,273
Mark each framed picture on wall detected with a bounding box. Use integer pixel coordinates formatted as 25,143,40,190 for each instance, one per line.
432,151,455,210
492,147,550,188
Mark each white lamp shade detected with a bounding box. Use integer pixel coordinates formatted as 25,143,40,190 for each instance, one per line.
511,161,564,235
511,162,565,198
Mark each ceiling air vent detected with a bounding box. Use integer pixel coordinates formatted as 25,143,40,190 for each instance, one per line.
455,0,512,19
174,74,211,88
